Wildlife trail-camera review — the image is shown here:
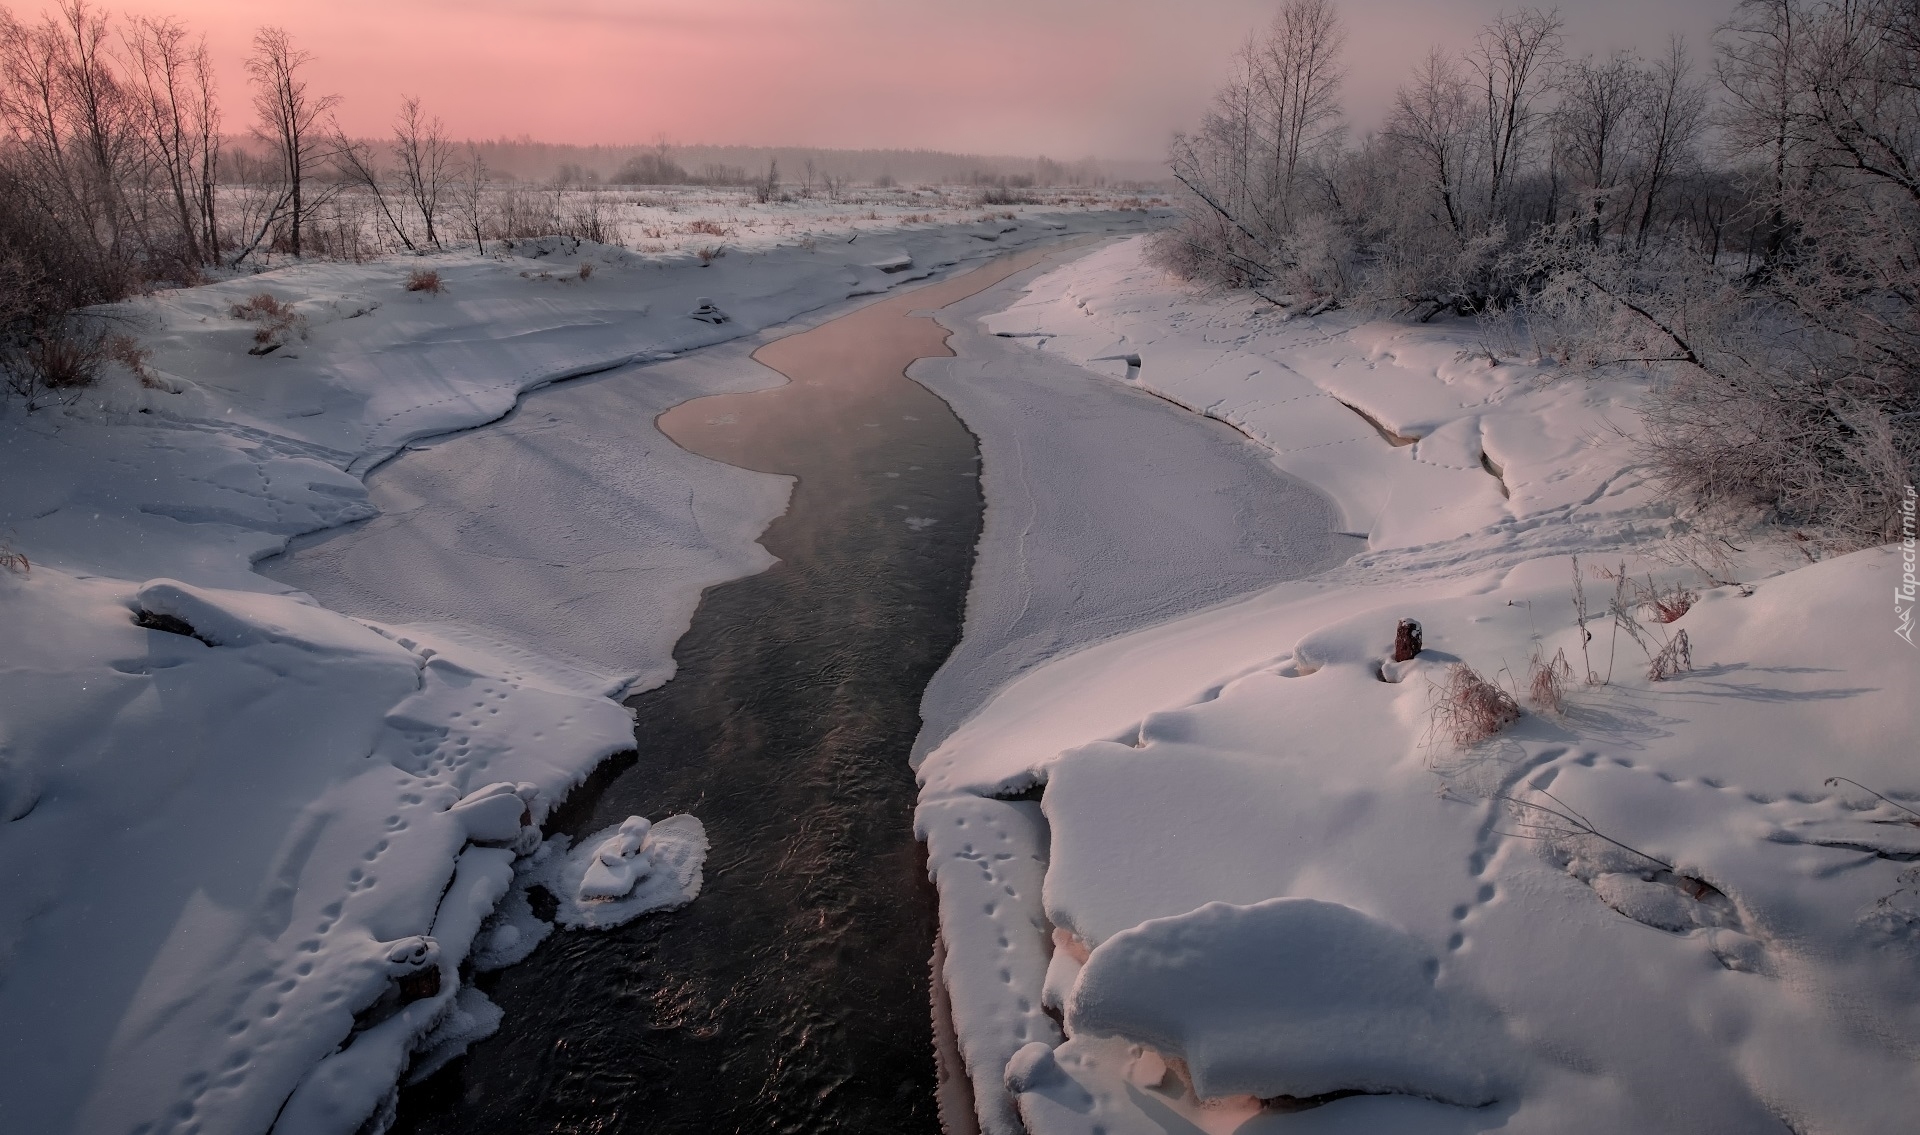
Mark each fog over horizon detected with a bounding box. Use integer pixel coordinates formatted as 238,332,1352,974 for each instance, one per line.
96,0,1741,162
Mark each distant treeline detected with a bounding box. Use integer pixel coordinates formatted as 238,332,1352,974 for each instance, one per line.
200,136,1161,191
424,140,1163,190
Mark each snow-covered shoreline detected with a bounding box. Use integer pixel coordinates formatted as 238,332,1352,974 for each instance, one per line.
917,237,1920,1134
0,211,1154,1135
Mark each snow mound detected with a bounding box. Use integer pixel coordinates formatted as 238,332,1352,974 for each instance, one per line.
542,814,707,930
132,577,390,653
688,297,730,324
1065,897,1515,1106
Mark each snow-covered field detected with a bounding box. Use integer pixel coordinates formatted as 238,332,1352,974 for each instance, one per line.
919,237,1920,1134
0,210,1155,1135
237,182,1163,273
572,186,1161,261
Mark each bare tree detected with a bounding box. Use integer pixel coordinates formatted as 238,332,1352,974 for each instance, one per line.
191,25,217,257
331,124,415,252
244,26,337,260
1716,0,1806,265
1160,0,1349,298
1388,47,1476,235
393,95,449,247
453,141,489,253
1791,0,1920,203
1252,0,1347,230
123,14,218,266
0,1,139,256
1466,7,1564,217
0,1,147,334
1556,51,1648,241
0,7,87,231
57,0,133,253
1630,38,1708,245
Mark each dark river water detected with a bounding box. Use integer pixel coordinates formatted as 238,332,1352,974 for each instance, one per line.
392,248,1068,1135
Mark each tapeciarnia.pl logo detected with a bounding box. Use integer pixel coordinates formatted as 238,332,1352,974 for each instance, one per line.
1899,484,1917,646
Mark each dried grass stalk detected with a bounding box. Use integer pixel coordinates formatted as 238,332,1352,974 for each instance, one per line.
1431,663,1523,747
1527,646,1574,713
229,292,307,351
1647,629,1692,681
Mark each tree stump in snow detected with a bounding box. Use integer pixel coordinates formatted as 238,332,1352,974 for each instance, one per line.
1392,619,1423,662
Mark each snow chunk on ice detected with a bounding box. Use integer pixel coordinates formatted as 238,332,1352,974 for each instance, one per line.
579,815,654,900
131,577,397,655
1066,897,1515,1106
688,298,730,324
408,986,505,1084
543,814,707,930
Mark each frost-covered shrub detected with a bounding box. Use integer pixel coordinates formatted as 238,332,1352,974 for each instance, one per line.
1633,295,1916,545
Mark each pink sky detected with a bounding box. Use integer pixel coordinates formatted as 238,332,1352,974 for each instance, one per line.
88,0,1735,159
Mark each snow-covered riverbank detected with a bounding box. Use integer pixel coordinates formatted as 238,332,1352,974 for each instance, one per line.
919,236,1920,1134
0,212,1154,1135
6,216,1911,1135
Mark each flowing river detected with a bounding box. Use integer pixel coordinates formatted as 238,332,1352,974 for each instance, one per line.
391,249,1067,1134
303,235,1357,1134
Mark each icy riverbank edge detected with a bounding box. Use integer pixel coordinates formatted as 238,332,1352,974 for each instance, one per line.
0,211,1156,1135
918,237,1920,1135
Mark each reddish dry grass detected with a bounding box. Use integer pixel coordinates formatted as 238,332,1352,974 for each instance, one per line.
1431,663,1523,747
25,333,104,389
1527,646,1574,713
229,292,292,321
107,334,159,388
405,268,444,294
229,292,306,350
1645,583,1697,623
685,219,733,237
